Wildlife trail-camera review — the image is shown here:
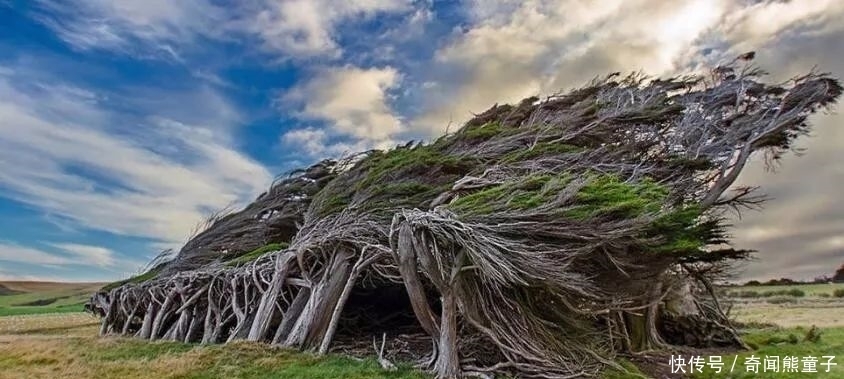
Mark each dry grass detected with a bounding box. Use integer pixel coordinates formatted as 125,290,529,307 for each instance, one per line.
0,282,106,316
730,301,844,328
736,283,844,297
0,313,100,336
0,313,425,379
0,282,104,294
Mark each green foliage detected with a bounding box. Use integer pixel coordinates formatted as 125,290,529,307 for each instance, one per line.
646,206,709,255
834,289,844,298
449,174,572,216
225,242,290,267
455,122,512,142
564,174,669,220
357,145,474,190
316,193,353,218
310,144,476,218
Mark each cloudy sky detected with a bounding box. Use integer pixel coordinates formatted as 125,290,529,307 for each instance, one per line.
0,0,841,282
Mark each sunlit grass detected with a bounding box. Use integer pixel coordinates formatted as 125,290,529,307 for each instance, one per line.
0,313,426,379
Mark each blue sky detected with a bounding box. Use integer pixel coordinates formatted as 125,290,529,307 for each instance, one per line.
0,0,843,282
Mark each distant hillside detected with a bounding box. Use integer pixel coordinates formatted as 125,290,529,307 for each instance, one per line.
0,284,22,296
0,281,106,316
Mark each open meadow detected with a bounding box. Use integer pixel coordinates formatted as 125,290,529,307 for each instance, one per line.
0,312,426,379
0,282,105,316
0,283,842,378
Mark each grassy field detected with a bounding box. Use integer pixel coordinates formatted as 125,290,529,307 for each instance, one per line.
0,313,425,379
724,283,844,328
727,283,844,297
0,282,105,316
1,283,842,378
691,326,844,378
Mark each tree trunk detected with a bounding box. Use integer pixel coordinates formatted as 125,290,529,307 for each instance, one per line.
434,290,460,379
284,249,353,349
248,252,294,341
273,287,311,345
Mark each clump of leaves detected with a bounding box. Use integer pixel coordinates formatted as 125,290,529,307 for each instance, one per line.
449,174,573,216
564,174,669,220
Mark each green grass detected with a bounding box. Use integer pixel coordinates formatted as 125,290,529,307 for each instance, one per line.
0,303,87,316
691,326,844,378
601,359,648,378
0,282,103,316
0,313,428,379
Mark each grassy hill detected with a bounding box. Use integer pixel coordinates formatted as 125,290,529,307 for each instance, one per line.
0,281,104,316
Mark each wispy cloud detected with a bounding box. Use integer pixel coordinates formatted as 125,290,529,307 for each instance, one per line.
7,0,844,283
49,243,115,268
32,0,227,59
242,0,416,59
0,65,272,246
32,0,421,60
0,242,71,266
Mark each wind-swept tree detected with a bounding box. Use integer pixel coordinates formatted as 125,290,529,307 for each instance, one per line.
88,56,841,379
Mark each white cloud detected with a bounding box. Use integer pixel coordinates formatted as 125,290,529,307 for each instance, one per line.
0,242,70,266
33,0,418,60
411,0,844,134
281,65,404,156
49,243,115,268
33,0,227,58
412,0,721,132
0,66,272,246
245,0,415,58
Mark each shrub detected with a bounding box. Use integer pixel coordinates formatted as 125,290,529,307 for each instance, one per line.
729,290,760,298
787,289,805,297
766,296,796,304
833,289,844,298
804,325,822,343
762,333,799,345
818,293,831,298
